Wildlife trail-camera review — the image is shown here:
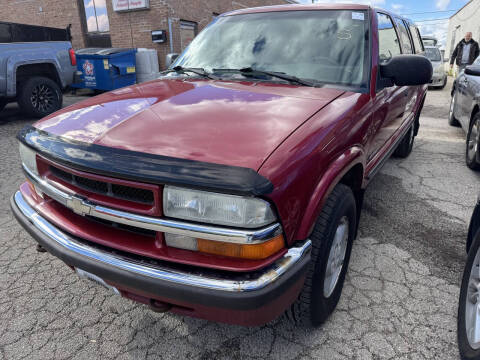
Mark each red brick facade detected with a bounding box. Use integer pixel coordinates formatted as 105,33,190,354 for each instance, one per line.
0,0,293,68
0,0,85,49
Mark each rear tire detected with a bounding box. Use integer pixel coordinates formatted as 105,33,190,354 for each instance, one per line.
18,76,62,118
458,229,480,359
466,114,480,171
0,98,7,112
393,123,415,158
287,184,356,327
439,77,447,90
449,91,461,127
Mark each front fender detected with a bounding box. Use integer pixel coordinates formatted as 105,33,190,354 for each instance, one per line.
294,146,365,240
7,54,62,97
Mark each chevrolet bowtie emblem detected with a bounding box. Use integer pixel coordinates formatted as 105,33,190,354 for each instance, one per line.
66,196,91,216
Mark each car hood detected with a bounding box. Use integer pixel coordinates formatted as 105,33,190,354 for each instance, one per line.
35,79,344,170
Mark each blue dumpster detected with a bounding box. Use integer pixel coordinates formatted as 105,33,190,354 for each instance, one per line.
72,48,137,91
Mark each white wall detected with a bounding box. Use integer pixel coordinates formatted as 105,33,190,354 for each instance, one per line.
445,0,480,62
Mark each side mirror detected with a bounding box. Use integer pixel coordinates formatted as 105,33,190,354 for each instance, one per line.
465,65,480,76
165,53,179,68
379,55,433,88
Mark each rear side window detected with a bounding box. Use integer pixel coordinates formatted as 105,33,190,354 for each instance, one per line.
394,18,413,54
377,13,401,63
409,24,424,54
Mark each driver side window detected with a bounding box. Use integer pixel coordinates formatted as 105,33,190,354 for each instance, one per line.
377,13,401,64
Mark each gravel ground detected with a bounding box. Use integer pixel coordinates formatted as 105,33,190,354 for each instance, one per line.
1,81,479,359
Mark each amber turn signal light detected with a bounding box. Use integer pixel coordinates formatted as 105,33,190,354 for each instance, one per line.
197,234,285,260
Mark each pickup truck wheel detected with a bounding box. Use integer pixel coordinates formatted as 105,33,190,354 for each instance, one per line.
393,123,415,158
458,228,480,360
449,92,461,127
18,77,62,118
466,114,480,171
287,183,356,327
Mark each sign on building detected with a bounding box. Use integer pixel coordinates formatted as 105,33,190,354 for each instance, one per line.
112,0,149,12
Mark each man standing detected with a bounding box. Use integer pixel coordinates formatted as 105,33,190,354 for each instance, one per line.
450,32,480,74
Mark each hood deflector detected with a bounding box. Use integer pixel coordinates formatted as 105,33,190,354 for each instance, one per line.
18,126,274,196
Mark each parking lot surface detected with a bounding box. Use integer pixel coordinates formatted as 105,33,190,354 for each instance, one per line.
1,82,480,359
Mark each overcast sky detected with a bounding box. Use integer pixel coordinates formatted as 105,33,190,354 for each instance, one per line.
297,0,471,48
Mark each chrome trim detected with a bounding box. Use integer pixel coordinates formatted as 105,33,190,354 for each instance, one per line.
14,191,311,292
23,164,281,244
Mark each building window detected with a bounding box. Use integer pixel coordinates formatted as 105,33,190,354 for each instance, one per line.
180,20,197,51
83,0,110,33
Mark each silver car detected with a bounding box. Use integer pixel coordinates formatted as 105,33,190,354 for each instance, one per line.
425,46,448,89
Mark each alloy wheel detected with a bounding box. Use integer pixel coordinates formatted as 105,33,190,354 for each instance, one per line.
323,216,349,298
30,84,56,113
468,118,480,163
449,95,455,121
466,244,480,349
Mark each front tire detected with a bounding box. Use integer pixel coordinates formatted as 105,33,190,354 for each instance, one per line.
458,228,480,359
287,184,356,327
466,114,480,171
18,76,62,118
449,91,461,127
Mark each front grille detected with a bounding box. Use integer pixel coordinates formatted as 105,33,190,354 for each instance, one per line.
85,215,156,237
50,165,154,205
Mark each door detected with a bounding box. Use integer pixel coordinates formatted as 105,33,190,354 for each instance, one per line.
368,13,410,161
456,71,471,130
459,58,480,132
179,21,197,52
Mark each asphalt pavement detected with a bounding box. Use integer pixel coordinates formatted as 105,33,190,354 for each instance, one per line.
1,80,479,359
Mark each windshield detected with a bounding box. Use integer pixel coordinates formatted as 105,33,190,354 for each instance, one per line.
173,10,370,89
425,47,441,62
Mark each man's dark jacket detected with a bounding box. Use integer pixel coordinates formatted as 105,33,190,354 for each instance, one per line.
450,39,480,66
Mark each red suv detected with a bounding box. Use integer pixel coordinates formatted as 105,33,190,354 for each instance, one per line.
11,4,431,326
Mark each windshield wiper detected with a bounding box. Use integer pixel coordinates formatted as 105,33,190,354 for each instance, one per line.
213,67,319,87
162,66,217,80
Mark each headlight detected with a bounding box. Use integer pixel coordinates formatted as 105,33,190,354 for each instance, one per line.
163,185,276,228
19,142,38,175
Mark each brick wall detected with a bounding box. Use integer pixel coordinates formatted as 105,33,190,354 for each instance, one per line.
0,0,85,49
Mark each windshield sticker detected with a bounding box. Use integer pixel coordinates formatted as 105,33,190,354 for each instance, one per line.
352,12,365,21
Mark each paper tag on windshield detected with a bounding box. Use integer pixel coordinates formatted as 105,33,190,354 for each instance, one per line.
352,12,365,21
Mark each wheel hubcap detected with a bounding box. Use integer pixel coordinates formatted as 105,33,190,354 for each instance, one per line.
466,246,480,349
31,84,55,113
467,119,480,162
323,216,349,298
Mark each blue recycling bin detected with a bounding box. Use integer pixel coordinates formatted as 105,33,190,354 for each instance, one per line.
72,48,137,91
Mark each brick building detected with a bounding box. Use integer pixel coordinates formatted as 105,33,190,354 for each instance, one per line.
0,0,295,68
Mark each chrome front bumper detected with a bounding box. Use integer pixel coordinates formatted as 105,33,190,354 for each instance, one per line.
23,165,281,244
12,190,311,294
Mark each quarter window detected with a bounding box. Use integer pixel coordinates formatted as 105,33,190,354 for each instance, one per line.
409,24,424,54
394,18,413,54
377,13,401,63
